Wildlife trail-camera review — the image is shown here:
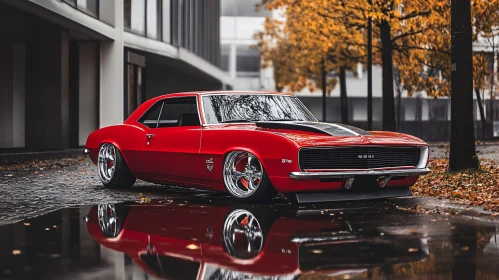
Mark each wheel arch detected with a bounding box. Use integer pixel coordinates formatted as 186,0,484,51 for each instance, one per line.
218,130,301,178
87,124,147,175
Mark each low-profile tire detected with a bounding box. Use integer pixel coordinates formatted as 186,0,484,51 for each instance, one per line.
98,143,136,189
223,151,277,202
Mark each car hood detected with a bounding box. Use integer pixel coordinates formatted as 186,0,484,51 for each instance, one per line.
254,122,427,147
273,131,427,147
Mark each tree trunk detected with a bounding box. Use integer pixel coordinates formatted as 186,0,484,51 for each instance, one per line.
367,6,373,130
380,20,396,131
322,62,327,122
397,86,402,131
490,44,496,121
475,88,486,140
339,68,349,124
394,68,403,131
449,0,478,170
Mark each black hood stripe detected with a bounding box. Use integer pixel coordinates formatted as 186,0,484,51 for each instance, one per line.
255,122,371,136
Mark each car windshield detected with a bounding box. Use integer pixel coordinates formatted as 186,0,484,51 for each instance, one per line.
202,94,317,124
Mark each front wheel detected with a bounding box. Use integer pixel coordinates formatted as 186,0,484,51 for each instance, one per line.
223,151,277,202
98,143,136,189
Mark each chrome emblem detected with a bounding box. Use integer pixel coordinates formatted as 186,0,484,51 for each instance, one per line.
358,155,374,159
281,159,293,163
206,158,214,171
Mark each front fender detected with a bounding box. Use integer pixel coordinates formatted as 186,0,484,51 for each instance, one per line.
86,124,148,174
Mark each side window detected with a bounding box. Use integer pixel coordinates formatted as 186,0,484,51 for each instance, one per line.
159,97,200,128
139,97,200,128
139,101,164,128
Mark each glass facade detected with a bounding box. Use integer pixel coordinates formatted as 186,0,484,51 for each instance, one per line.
125,0,146,35
122,0,220,67
62,0,99,18
220,44,230,72
146,0,162,40
77,0,99,17
236,45,260,75
63,0,77,7
222,0,270,17
177,0,220,66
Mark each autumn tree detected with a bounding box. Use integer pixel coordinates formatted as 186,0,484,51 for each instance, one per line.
259,0,443,131
257,0,365,124
259,0,499,144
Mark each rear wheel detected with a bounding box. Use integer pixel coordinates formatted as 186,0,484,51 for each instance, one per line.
98,143,136,189
223,151,277,202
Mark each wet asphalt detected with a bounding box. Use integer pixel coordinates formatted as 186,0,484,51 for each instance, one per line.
0,199,498,279
0,146,498,279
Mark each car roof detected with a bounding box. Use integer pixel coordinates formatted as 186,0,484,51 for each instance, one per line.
156,90,293,99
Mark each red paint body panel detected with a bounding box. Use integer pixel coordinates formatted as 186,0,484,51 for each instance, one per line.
86,203,428,278
85,205,342,277
86,91,429,195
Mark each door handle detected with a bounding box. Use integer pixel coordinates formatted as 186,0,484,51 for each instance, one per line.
146,134,155,139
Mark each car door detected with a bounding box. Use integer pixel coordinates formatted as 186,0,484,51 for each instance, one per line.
140,96,203,184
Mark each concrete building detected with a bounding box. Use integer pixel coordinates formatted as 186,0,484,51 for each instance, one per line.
220,0,275,91
0,0,230,150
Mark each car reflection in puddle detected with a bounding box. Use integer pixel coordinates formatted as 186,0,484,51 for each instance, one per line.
0,200,499,279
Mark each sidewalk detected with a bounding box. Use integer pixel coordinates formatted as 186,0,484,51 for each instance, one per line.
430,143,499,161
0,148,83,165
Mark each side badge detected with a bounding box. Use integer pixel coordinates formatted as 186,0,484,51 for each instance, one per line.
206,158,214,171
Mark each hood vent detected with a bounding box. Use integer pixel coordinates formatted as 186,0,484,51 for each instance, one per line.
255,122,370,136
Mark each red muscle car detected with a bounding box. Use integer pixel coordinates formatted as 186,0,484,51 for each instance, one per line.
86,202,429,279
85,91,430,202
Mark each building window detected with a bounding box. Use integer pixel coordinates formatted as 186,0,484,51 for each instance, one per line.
62,0,99,18
125,0,146,35
430,104,448,121
146,0,162,40
77,0,99,18
63,0,77,7
171,0,179,46
221,44,230,72
125,0,163,40
222,0,270,17
236,45,260,77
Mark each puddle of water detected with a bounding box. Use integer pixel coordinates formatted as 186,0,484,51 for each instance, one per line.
0,200,498,279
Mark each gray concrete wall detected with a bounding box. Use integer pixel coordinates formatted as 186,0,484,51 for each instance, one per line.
78,42,99,146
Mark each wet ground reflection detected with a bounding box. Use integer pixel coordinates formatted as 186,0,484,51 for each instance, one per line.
0,199,498,279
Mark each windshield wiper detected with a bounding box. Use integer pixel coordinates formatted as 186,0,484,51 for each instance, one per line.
220,119,257,123
268,118,295,122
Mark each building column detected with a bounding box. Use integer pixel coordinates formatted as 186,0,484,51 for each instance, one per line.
25,17,70,149
100,0,124,127
230,43,237,79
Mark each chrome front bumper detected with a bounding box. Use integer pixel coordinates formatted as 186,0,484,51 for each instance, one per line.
289,167,430,179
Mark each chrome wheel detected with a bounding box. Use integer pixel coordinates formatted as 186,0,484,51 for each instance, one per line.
223,209,264,259
97,204,119,238
98,143,116,184
224,151,264,198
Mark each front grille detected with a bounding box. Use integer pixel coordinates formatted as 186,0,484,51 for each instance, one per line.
299,146,421,170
